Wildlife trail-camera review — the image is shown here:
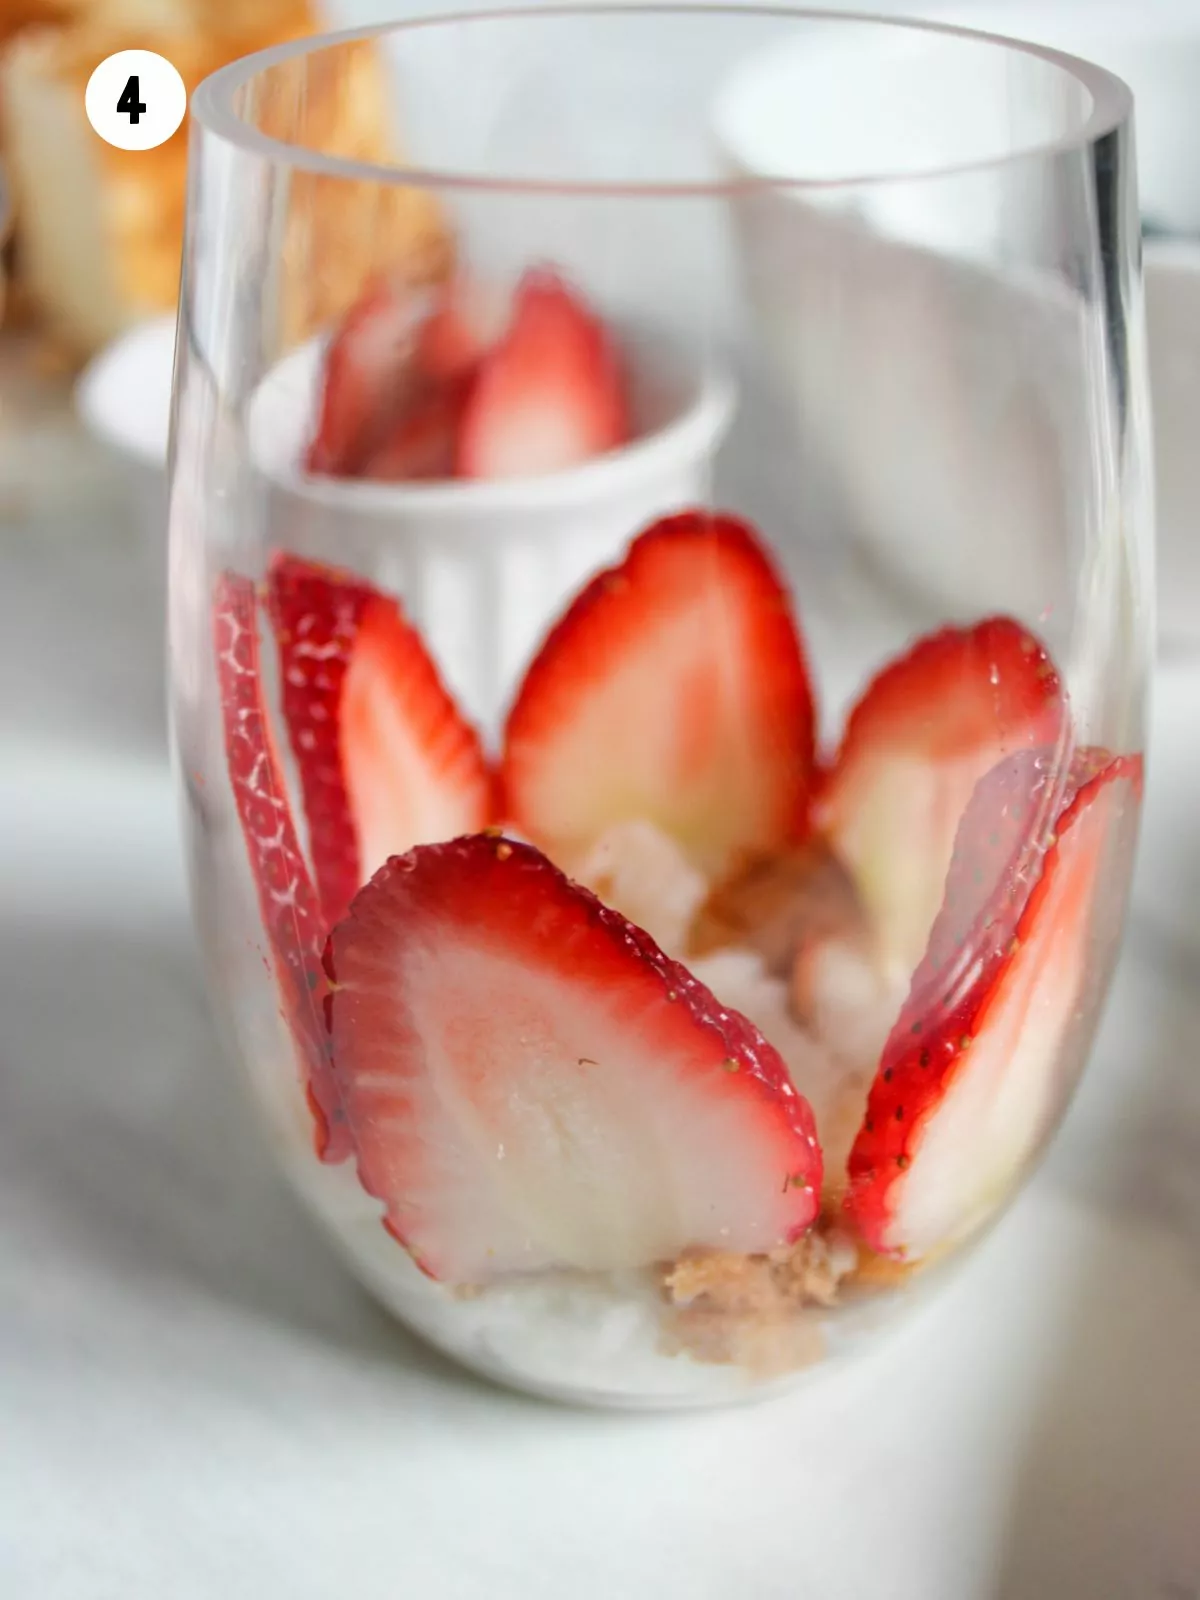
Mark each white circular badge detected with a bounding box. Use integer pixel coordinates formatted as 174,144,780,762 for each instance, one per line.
85,50,187,152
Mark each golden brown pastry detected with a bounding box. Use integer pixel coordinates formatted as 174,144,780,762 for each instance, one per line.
0,0,69,51
0,4,450,358
247,38,451,347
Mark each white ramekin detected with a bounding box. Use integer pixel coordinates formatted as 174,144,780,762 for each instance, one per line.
77,315,735,727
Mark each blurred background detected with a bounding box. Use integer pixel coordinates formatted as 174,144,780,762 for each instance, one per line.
1,2,1196,1597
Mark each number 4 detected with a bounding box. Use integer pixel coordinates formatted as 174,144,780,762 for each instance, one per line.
117,74,147,125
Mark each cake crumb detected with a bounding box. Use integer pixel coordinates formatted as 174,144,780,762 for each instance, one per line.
659,1229,859,1377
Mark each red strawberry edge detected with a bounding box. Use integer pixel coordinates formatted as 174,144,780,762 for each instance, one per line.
304,276,426,479
267,553,501,929
212,571,350,1162
845,747,1143,1251
266,556,376,931
819,617,1065,787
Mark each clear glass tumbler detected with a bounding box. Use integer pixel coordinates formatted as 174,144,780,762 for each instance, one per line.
170,10,1151,1407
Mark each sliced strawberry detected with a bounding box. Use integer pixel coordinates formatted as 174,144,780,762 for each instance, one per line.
358,277,510,480
800,744,1073,1076
304,277,426,478
416,274,509,383
501,511,817,880
324,834,823,1285
212,572,349,1162
456,267,630,480
360,381,467,482
818,617,1067,992
267,555,496,928
688,945,865,1188
845,748,1142,1259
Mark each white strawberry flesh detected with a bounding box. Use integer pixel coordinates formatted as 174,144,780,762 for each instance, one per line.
325,834,823,1285
502,510,817,881
819,617,1066,991
456,267,630,479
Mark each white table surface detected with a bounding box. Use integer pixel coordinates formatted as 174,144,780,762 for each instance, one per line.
2,343,1199,1600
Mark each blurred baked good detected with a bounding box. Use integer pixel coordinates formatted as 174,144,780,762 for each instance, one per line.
0,1,451,358
0,2,70,51
245,32,452,348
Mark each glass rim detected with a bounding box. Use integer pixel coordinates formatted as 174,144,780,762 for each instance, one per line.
190,4,1133,198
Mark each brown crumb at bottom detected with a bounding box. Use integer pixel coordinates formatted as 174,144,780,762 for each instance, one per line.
658,1228,859,1378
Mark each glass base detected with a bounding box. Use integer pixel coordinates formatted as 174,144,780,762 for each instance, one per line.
271,1128,944,1411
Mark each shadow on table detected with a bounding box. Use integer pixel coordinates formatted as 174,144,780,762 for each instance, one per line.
1,916,486,1393
990,928,1200,1600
